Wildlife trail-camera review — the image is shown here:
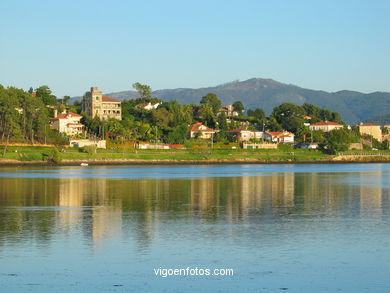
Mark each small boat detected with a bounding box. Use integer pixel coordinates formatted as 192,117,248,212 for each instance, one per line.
80,163,89,167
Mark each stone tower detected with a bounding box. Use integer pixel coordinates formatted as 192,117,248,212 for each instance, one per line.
82,87,122,120
82,87,103,118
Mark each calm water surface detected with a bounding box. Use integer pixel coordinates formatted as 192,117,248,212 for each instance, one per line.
0,164,390,293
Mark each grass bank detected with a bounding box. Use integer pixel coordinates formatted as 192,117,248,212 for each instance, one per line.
1,146,390,165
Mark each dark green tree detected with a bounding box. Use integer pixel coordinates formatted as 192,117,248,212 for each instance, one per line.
272,103,305,133
200,93,221,115
232,101,244,115
35,85,57,105
324,128,356,154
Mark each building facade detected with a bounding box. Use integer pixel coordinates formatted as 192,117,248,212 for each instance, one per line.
218,105,239,117
50,111,84,136
82,87,121,120
359,123,382,142
264,131,295,143
188,122,217,139
228,129,263,141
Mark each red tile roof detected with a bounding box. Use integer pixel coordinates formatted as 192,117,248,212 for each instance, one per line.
265,131,284,136
55,112,82,119
265,131,294,137
189,122,215,132
102,95,120,103
360,123,380,126
228,129,257,133
310,121,343,126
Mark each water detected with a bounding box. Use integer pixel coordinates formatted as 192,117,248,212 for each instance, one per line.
0,164,389,292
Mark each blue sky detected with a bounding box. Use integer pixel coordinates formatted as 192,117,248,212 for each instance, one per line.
0,0,389,97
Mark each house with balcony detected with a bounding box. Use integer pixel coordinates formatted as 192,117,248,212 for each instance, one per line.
50,111,84,136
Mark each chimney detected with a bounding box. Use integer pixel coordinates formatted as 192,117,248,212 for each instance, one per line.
53,109,58,118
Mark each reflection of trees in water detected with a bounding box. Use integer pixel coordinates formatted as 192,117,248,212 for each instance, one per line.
0,178,58,249
0,172,387,250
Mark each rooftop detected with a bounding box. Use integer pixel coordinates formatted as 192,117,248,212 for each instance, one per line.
189,122,215,132
102,95,121,103
359,123,380,126
310,121,343,126
54,112,82,119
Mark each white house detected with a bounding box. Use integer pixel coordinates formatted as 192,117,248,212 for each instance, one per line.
137,102,161,110
263,131,295,143
50,111,84,136
228,129,263,141
188,122,218,139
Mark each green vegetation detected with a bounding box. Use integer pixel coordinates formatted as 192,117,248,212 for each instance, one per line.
1,82,389,165
48,148,62,164
0,145,328,163
0,85,69,149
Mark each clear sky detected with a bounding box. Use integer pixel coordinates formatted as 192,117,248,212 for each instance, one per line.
0,0,389,97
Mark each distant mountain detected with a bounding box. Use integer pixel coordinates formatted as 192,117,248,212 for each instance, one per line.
75,78,390,124
365,113,390,125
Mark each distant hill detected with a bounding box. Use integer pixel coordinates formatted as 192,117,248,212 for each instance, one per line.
73,78,390,124
365,113,390,125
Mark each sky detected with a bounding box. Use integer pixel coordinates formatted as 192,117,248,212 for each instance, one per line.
0,0,389,97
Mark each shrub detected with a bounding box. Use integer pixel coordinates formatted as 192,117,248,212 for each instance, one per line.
278,143,293,151
48,148,62,164
84,145,97,155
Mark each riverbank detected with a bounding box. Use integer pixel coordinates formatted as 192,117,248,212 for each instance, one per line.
1,145,390,166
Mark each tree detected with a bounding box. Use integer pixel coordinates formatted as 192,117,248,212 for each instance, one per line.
48,148,62,164
167,123,188,144
132,82,153,100
35,85,57,105
200,93,221,115
198,103,216,128
324,128,356,154
248,108,266,129
217,112,228,131
152,107,172,130
302,103,343,124
0,87,21,153
232,101,244,114
266,117,283,132
62,95,70,105
272,103,305,133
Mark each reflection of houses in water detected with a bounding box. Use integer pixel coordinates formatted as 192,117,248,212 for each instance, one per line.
189,174,295,221
57,178,122,248
190,177,220,212
359,172,382,218
2,168,390,252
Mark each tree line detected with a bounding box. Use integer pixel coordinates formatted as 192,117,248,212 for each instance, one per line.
1,82,387,154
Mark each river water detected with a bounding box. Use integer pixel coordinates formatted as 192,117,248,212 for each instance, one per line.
0,164,389,292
